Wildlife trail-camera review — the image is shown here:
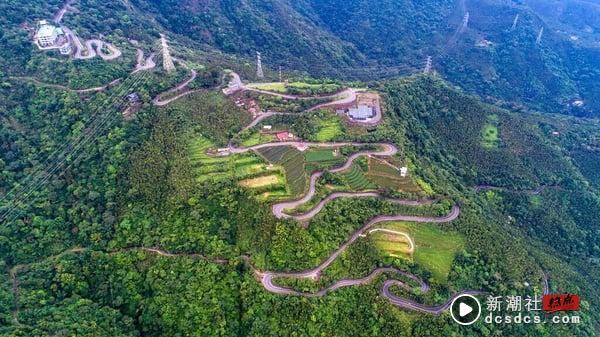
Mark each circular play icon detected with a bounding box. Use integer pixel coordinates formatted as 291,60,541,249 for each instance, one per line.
450,294,481,325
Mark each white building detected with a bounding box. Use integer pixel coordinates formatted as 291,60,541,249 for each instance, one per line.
36,20,59,47
58,41,72,55
35,20,72,55
400,167,408,178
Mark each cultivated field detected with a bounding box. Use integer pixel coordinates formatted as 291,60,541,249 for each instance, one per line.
338,164,377,190
374,221,464,282
240,132,276,147
365,157,422,194
189,136,287,200
315,116,343,141
257,146,307,196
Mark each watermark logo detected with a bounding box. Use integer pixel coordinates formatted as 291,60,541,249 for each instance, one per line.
450,294,482,325
481,294,582,325
542,294,580,313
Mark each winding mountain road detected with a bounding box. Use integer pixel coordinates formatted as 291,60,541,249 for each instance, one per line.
242,111,295,132
8,68,479,318
223,72,359,113
53,0,75,24
225,72,355,103
133,49,156,73
208,138,475,314
249,205,465,313
266,142,415,220
383,283,483,315
62,27,122,61
8,246,227,325
152,69,198,106
9,76,121,94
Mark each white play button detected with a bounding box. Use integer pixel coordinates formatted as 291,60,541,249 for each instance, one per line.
450,294,481,325
459,302,473,317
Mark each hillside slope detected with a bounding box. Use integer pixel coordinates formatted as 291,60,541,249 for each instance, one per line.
131,0,599,117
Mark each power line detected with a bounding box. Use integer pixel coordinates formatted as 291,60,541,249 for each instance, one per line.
0,72,151,224
0,77,143,223
0,73,146,208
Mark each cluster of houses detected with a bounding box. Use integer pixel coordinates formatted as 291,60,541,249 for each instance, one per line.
234,97,260,117
34,20,72,55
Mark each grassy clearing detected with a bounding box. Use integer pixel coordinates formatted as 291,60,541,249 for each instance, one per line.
240,132,276,147
315,117,343,142
305,148,339,163
375,222,464,282
246,82,287,93
247,81,342,96
240,175,282,188
481,114,500,149
482,124,500,149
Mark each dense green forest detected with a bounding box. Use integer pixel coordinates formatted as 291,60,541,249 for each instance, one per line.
0,0,599,336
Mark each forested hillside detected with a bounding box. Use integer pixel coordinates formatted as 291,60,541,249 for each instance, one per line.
128,0,600,117
0,0,598,336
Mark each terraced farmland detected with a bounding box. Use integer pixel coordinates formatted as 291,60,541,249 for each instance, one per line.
188,136,287,199
189,137,230,182
339,164,377,190
366,157,422,194
258,146,308,196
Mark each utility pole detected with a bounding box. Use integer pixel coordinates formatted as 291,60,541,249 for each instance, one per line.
424,56,432,74
536,27,544,45
511,14,519,30
256,52,264,79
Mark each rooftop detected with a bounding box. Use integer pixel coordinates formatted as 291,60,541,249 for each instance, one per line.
38,24,57,38
347,105,375,120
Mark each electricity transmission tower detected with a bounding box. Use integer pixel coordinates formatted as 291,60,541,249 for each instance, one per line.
256,52,264,79
461,12,470,32
279,66,283,82
536,27,544,45
511,14,519,30
160,34,175,73
424,56,433,74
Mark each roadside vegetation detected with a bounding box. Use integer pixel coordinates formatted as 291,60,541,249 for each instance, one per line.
247,79,343,96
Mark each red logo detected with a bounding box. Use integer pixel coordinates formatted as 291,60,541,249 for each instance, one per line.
542,294,580,312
